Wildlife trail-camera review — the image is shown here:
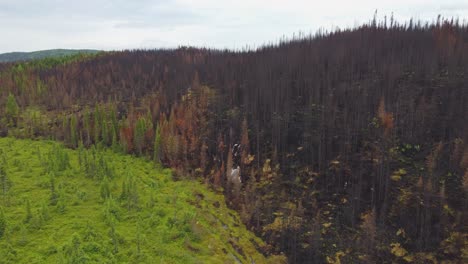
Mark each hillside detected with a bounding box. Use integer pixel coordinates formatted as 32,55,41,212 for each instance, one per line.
0,138,280,263
0,49,101,63
0,19,467,263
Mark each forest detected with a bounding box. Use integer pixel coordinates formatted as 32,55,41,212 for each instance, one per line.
0,17,467,263
0,49,101,63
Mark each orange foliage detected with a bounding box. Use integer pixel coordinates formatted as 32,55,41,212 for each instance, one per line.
377,97,394,136
119,125,133,152
158,84,214,172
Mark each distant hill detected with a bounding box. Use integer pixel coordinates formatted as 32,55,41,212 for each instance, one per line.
0,49,101,63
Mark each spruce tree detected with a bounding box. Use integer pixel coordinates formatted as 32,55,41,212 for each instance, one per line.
70,114,78,148
93,106,101,144
83,107,91,146
100,177,111,200
153,125,162,164
109,110,119,151
134,117,147,155
102,113,109,146
5,93,19,127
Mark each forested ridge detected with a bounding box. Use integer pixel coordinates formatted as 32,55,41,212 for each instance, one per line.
0,17,467,263
0,49,101,63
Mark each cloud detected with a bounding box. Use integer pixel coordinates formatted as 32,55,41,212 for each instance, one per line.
0,0,467,53
440,3,468,11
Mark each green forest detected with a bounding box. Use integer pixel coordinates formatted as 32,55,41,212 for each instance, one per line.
0,18,467,263
0,49,101,63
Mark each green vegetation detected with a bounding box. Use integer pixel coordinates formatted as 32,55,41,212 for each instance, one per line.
0,137,274,263
4,93,19,127
0,49,101,63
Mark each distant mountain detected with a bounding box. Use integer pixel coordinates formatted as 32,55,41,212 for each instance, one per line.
0,49,101,63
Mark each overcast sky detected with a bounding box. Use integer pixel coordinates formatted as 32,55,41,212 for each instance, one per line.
0,0,467,53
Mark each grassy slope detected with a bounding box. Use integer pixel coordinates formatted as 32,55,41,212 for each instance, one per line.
0,49,101,63
0,138,270,263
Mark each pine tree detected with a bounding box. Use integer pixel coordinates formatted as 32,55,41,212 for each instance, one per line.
61,116,69,142
94,106,101,144
70,114,78,148
134,117,147,155
153,125,162,164
100,177,111,200
111,113,119,152
83,107,91,146
5,93,19,127
110,108,119,140
120,173,139,210
102,112,110,146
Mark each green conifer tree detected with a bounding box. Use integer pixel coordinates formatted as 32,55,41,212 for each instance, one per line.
70,114,78,148
5,93,19,127
134,117,147,155
100,177,111,200
94,106,101,144
153,125,162,164
83,107,91,146
102,112,109,146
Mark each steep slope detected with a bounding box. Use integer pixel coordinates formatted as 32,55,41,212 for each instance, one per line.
0,138,281,263
0,19,467,263
0,49,100,63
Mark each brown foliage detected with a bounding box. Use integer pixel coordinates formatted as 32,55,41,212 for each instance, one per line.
377,97,394,137
119,125,133,152
426,142,443,176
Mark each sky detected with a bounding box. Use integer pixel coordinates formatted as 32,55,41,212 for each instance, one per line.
0,0,467,53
